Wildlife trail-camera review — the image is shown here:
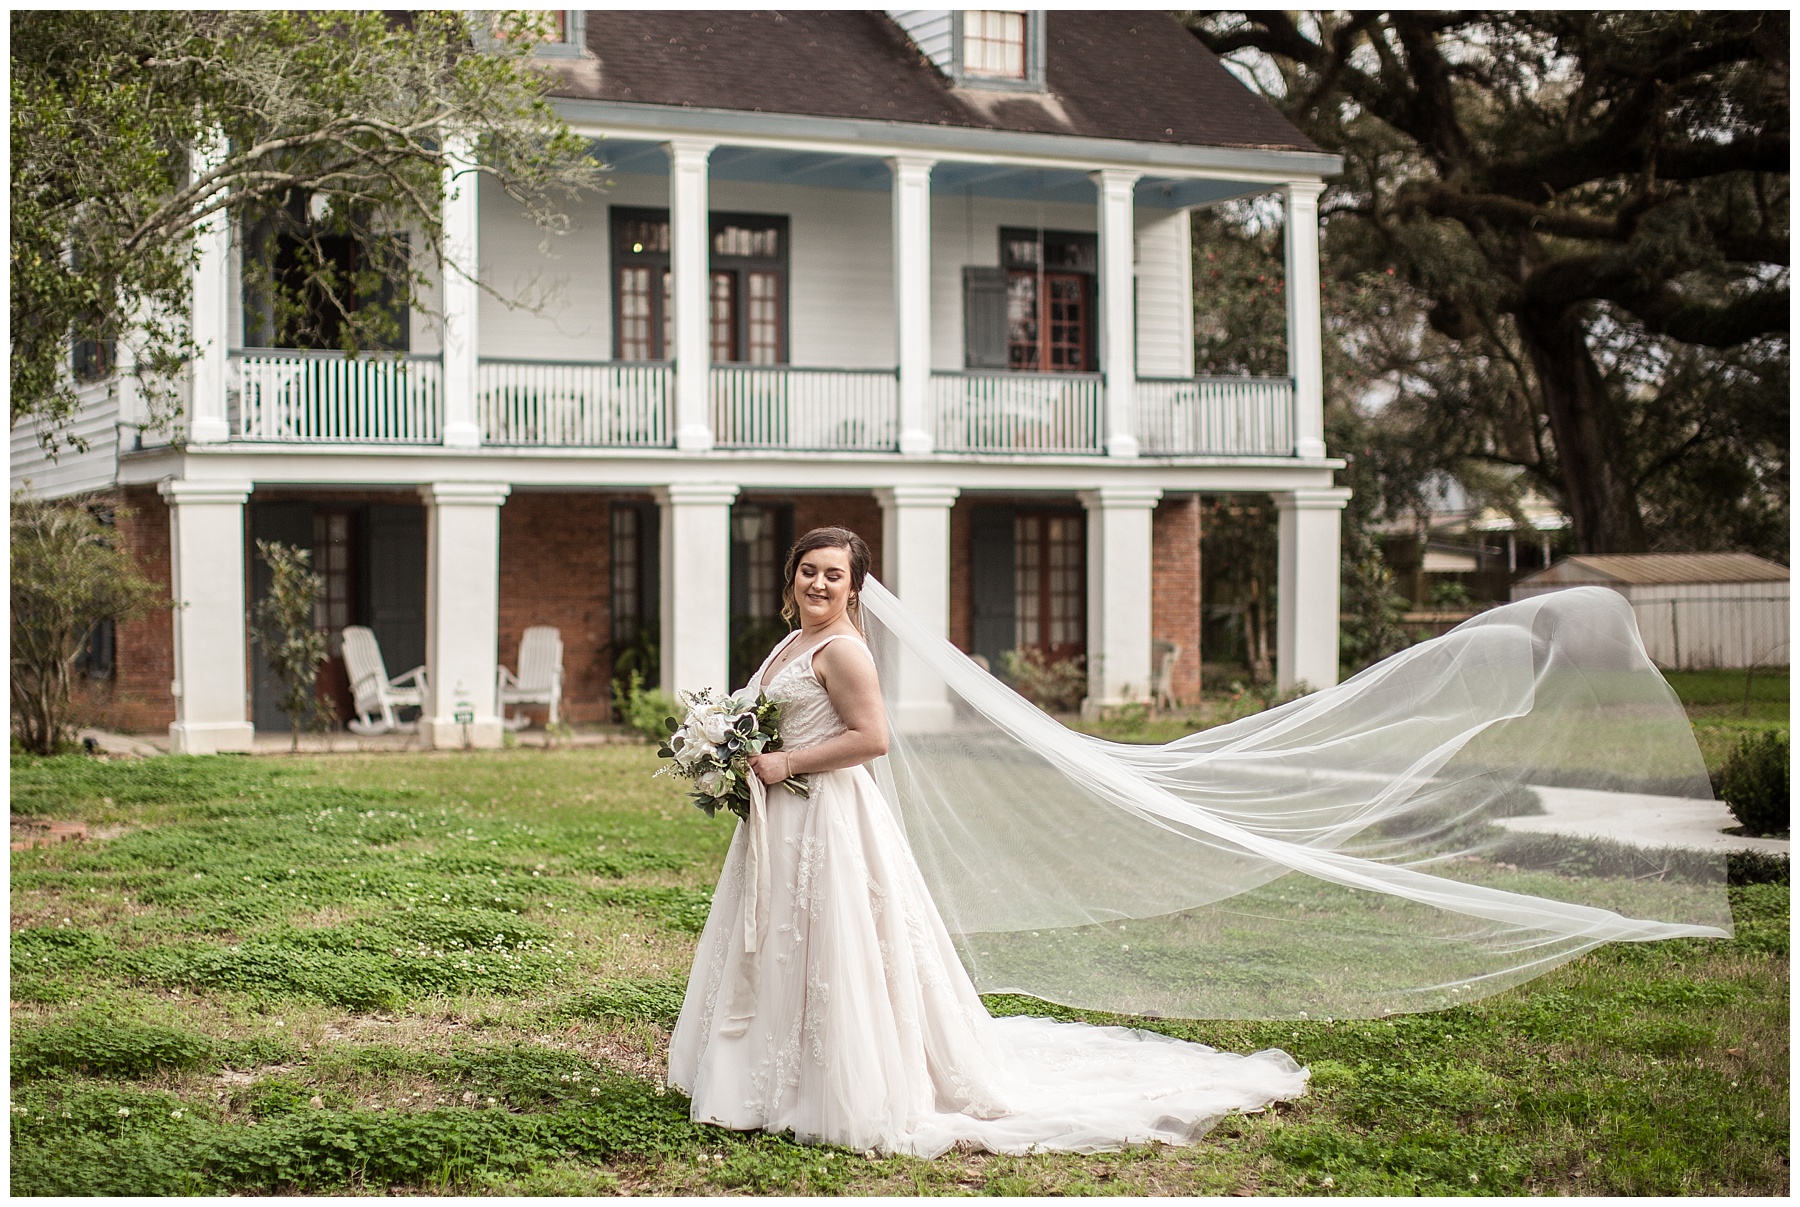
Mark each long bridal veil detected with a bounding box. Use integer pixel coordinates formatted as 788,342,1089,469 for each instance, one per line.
858,579,1731,1020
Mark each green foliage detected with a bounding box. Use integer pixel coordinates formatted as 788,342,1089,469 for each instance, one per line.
249,540,330,749
612,671,676,743
13,1019,218,1081
1427,581,1474,611
1719,731,1789,836
1187,12,1788,557
10,494,168,753
1200,495,1279,682
11,10,603,445
998,647,1087,713
560,977,688,1025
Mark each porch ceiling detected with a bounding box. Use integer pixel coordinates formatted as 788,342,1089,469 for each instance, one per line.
593,139,1275,209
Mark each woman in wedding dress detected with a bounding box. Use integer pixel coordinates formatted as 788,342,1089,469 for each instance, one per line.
667,527,1309,1157
669,524,1730,1156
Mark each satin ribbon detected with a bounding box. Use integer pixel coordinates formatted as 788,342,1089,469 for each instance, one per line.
720,770,771,1036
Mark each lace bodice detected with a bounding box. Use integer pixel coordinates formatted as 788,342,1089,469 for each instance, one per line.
754,633,867,749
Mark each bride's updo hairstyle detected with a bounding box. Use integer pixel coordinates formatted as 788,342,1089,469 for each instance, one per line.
781,526,872,630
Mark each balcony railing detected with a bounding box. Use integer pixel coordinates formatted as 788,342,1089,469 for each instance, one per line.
1134,375,1295,456
932,370,1102,454
233,350,441,443
480,358,670,447
712,365,898,451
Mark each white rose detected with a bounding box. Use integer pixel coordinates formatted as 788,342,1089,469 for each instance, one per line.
674,736,712,769
698,711,732,745
696,767,730,797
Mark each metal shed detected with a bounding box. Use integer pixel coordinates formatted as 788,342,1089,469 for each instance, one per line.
1511,553,1789,670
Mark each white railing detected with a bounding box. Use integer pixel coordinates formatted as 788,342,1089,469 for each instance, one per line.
234,351,442,443
931,371,1102,454
1134,376,1295,456
711,366,898,451
479,359,670,447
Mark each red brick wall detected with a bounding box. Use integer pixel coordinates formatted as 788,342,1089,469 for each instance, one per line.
776,493,884,576
497,491,615,725
1151,493,1203,704
76,487,177,733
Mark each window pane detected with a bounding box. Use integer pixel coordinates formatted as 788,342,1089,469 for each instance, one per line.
744,508,781,619
1047,515,1083,647
618,266,652,360
611,505,641,641
662,270,673,360
1046,275,1086,371
710,271,736,362
747,271,781,365
1014,514,1041,648
964,10,1026,78
1006,273,1039,370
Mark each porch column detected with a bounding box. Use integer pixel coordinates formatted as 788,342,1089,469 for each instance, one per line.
1079,486,1162,711
1275,486,1351,692
1093,168,1140,458
188,132,232,443
667,138,717,452
656,483,738,694
875,485,958,730
440,133,482,449
889,155,936,456
418,482,510,748
1284,181,1328,459
160,478,255,752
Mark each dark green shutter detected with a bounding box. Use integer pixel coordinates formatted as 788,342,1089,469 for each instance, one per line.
970,505,1015,670
963,267,1010,369
364,504,427,682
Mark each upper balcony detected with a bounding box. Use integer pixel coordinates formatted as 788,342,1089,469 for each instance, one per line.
228,351,1295,458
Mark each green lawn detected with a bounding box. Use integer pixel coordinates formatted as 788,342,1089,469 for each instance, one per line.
10,748,1789,1196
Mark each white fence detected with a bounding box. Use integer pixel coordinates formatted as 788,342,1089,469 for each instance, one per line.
712,366,898,451
932,371,1102,454
1134,376,1295,456
479,359,670,447
234,351,442,443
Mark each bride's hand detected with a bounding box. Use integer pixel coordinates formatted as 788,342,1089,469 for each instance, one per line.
749,751,791,784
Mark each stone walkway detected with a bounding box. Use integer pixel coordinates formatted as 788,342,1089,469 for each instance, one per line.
1498,785,1789,855
76,726,644,758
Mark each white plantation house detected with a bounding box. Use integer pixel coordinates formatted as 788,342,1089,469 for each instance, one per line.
13,10,1349,753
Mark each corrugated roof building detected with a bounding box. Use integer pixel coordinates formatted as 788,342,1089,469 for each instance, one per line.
1513,555,1789,670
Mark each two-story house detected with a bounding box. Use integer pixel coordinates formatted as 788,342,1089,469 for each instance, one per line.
12,10,1348,752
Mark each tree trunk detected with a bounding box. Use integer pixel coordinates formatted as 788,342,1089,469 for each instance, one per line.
1516,303,1648,554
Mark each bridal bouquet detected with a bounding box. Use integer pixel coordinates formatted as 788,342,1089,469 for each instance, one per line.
655,688,811,820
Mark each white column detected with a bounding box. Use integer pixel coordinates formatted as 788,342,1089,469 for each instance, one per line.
188,132,232,443
440,134,482,449
160,478,255,752
656,483,738,694
1093,168,1141,459
1078,485,1162,711
875,485,958,730
890,155,936,456
418,482,510,748
667,138,717,452
1276,486,1351,692
1284,181,1328,460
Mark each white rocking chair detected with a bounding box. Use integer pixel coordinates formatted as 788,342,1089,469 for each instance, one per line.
1152,640,1183,712
498,625,564,730
342,626,427,735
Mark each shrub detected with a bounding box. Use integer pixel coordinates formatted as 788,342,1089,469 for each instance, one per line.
10,494,168,753
611,671,676,742
1719,731,1788,836
999,647,1087,713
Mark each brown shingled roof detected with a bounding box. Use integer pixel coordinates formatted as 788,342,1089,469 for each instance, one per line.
559,10,1317,153
1520,554,1791,586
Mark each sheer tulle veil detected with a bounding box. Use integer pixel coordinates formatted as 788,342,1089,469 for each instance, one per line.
856,579,1731,1020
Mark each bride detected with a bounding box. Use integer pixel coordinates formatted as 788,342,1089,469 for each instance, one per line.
669,525,1304,1156
668,526,1729,1157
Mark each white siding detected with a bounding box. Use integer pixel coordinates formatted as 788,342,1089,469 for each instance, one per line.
11,379,121,498
477,172,612,360
886,10,954,74
1135,207,1194,378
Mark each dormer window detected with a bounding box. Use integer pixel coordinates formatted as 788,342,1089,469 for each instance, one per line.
962,11,1026,78
947,10,1045,91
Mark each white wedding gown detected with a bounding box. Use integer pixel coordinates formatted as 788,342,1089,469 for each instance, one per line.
667,632,1308,1158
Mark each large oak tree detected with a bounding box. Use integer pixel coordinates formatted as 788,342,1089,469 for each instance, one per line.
1188,11,1788,554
